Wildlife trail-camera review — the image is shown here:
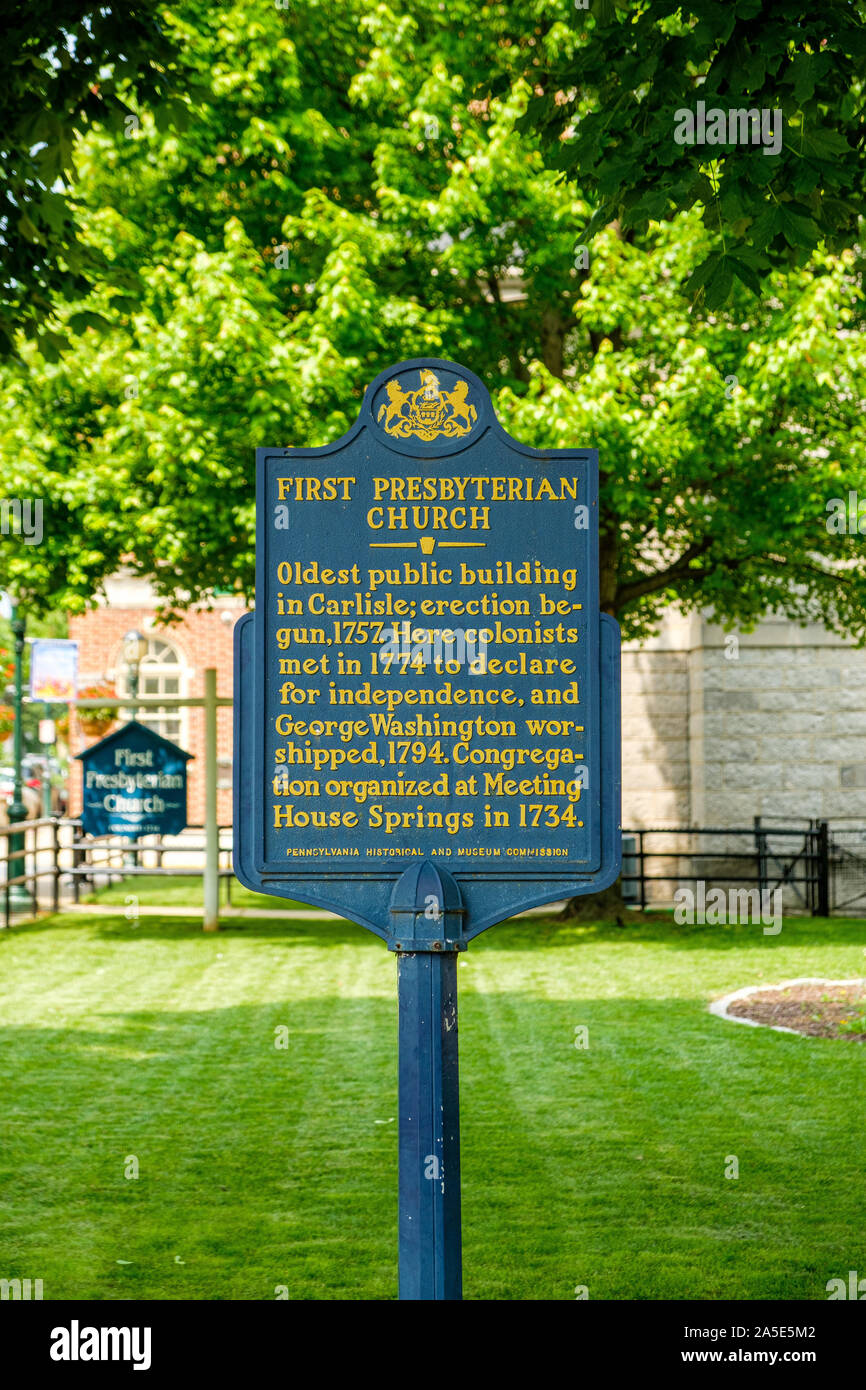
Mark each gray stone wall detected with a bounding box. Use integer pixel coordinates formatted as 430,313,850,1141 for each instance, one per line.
622,610,866,829
619,610,866,910
621,609,692,827
687,618,866,827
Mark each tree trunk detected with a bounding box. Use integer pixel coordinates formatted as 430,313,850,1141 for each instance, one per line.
540,307,565,378
599,524,618,617
566,318,624,922
559,878,642,925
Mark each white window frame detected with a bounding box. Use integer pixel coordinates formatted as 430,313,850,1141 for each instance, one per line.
115,635,189,746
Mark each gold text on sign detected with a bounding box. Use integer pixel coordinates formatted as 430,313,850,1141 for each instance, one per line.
274,475,581,503
366,506,490,532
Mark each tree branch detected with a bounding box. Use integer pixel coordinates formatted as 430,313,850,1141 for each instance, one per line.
615,536,715,608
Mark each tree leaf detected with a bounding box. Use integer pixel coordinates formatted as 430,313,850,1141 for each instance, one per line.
702,256,734,309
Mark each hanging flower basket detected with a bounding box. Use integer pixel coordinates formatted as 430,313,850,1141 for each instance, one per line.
76,684,117,739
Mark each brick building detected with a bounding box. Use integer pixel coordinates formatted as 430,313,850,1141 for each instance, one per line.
68,572,245,825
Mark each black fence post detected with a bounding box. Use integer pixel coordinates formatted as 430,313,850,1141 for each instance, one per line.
753,816,766,900
816,821,830,918
638,830,646,911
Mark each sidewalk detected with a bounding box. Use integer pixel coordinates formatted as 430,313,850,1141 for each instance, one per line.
60,901,563,920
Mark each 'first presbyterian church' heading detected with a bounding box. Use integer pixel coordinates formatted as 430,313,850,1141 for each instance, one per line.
272,474,588,535
274,475,583,503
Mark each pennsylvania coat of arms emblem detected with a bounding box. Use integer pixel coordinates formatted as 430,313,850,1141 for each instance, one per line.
377,369,477,442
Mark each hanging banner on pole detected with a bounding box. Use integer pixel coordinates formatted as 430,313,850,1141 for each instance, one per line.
30,638,78,703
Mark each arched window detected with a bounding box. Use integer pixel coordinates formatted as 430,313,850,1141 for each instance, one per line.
116,635,187,744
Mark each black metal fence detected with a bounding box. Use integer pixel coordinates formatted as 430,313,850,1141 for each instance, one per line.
621,818,831,916
823,827,866,916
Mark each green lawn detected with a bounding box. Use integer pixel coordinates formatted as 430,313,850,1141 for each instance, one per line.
1,906,864,1300
83,873,308,912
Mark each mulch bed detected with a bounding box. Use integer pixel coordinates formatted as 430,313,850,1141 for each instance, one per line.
727,983,866,1041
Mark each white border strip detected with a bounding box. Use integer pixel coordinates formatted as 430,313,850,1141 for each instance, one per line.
710,977,866,1037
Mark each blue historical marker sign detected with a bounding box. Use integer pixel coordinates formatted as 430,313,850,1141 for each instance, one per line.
76,721,192,838
233,357,621,1300
234,357,621,935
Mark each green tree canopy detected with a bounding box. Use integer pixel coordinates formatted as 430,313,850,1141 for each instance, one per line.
0,0,864,648
499,0,866,309
0,0,194,356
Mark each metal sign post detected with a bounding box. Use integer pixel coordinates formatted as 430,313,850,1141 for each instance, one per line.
392,860,465,1300
233,358,621,1299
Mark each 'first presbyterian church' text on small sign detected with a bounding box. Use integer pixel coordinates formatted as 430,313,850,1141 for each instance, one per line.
76,721,192,839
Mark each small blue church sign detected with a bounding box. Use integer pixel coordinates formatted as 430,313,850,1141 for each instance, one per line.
76,721,192,839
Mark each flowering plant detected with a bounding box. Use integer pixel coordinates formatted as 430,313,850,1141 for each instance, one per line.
76,684,117,735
